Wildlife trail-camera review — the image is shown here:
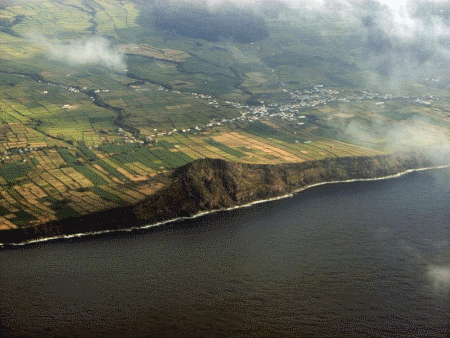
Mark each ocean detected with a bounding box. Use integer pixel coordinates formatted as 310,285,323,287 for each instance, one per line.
1,168,449,337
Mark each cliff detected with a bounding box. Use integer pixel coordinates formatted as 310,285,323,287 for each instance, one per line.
1,149,448,245
133,149,447,223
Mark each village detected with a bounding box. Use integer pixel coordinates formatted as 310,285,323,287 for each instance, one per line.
109,82,438,146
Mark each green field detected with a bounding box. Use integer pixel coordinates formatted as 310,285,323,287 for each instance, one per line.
0,0,448,228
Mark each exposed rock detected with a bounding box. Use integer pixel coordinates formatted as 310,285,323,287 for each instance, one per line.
1,149,448,245
134,150,448,223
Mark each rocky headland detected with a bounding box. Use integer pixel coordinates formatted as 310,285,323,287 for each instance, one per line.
1,149,448,245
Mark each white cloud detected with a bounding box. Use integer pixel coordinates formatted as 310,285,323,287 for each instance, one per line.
32,35,127,72
159,1,449,45
427,265,450,292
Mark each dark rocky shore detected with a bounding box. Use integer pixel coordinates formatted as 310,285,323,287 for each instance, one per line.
1,149,448,245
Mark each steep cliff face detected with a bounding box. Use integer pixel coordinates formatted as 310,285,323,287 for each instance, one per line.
1,149,448,244
133,150,448,223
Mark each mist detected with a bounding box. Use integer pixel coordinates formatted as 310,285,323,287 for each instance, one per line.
157,0,449,79
27,1,449,152
403,240,450,294
161,0,449,151
427,265,450,293
342,117,450,151
30,34,127,72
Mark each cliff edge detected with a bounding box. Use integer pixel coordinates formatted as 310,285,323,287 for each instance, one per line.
134,150,447,223
1,149,448,245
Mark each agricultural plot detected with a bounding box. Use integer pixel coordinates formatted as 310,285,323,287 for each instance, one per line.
0,0,447,229
0,163,31,183
119,44,190,63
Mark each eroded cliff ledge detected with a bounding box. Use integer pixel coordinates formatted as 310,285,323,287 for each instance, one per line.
1,149,449,245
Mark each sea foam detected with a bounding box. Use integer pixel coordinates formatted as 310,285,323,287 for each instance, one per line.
1,165,448,248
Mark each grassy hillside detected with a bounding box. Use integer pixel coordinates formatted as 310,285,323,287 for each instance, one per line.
0,0,448,230
2,149,448,244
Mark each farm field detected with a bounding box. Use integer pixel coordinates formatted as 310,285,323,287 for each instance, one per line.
0,0,449,229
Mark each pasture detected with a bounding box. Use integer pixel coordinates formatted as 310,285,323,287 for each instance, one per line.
0,0,448,229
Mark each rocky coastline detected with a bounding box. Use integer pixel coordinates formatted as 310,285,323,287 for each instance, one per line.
1,149,448,246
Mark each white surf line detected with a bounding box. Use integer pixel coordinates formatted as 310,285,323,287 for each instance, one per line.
1,164,449,248
191,164,450,212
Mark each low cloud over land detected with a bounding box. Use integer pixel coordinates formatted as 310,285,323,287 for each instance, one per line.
31,35,126,72
157,0,449,67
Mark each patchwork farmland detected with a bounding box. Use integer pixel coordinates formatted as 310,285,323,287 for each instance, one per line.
0,0,448,230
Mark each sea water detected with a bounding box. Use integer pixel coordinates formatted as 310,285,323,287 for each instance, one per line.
1,168,449,337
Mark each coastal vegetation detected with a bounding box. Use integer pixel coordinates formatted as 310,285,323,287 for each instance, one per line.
2,149,449,244
0,0,448,240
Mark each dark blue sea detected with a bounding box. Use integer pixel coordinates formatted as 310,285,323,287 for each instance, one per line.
1,168,449,337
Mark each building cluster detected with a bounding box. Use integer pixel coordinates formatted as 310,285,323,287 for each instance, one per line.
37,77,440,147
124,83,441,144
1,147,43,163
39,80,80,94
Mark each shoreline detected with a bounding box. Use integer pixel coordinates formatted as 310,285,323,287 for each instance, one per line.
1,164,448,248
